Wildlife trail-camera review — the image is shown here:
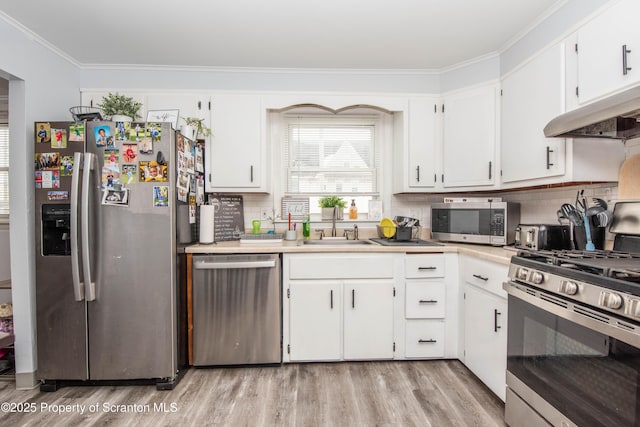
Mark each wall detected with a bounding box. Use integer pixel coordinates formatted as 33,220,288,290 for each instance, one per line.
0,16,81,388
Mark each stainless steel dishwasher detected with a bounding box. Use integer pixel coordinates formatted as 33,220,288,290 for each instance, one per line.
192,254,281,366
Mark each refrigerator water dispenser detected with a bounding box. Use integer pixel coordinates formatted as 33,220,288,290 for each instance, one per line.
41,204,71,256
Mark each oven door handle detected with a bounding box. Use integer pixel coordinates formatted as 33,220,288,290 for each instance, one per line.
503,281,640,348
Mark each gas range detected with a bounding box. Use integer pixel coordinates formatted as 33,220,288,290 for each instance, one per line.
509,249,640,322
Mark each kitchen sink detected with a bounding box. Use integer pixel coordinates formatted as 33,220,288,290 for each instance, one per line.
301,239,376,245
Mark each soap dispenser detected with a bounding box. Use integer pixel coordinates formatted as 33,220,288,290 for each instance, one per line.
349,199,358,220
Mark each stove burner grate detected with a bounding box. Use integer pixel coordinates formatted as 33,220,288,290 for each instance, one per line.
515,249,640,281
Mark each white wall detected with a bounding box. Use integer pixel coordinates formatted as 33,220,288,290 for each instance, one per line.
0,16,81,388
80,67,442,94
501,0,611,75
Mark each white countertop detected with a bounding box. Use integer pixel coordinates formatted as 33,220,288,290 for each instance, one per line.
183,240,515,265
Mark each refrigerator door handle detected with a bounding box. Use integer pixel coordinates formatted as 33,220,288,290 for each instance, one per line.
82,152,97,301
70,152,85,301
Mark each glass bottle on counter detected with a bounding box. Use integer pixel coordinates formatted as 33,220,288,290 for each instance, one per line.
302,215,311,240
349,199,358,220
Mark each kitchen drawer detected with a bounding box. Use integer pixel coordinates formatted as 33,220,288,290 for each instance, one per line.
288,254,394,280
405,320,445,358
462,255,508,298
405,281,446,319
405,254,445,278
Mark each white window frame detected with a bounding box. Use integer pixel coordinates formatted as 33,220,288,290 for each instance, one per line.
280,113,383,215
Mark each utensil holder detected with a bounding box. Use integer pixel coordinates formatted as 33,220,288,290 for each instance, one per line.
573,225,605,250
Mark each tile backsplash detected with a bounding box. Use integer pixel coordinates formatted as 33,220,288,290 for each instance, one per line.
231,183,618,236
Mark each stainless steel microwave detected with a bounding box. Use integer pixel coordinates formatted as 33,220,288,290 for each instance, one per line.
430,202,520,246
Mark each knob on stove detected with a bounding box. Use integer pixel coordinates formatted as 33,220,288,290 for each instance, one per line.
531,272,544,285
599,292,623,310
517,268,528,281
559,280,578,295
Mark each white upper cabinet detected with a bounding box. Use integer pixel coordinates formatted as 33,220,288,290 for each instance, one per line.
501,43,567,184
207,94,266,192
576,0,640,105
442,83,498,188
393,97,439,192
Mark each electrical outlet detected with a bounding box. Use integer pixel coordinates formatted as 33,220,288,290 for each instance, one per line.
261,208,271,220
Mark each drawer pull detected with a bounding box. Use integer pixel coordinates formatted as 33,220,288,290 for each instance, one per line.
418,266,437,271
418,339,437,344
473,274,489,281
419,299,438,304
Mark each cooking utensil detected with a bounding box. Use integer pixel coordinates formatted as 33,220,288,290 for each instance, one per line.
561,203,583,226
592,198,608,210
583,213,596,251
586,205,605,217
576,190,585,211
596,210,612,227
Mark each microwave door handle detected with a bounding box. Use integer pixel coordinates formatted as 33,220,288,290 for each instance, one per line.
82,152,97,301
70,152,85,302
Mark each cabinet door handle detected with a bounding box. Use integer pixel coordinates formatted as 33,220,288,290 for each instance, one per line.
546,146,554,169
418,266,437,271
416,165,420,182
473,274,489,281
250,165,254,183
419,299,438,304
330,289,333,309
488,161,492,180
351,289,355,308
494,309,502,332
418,339,437,344
623,44,632,75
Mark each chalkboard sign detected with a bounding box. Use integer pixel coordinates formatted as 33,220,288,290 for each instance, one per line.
208,194,245,241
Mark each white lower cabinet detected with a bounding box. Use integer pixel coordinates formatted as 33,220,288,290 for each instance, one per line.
288,281,342,361
343,281,395,360
399,253,458,360
461,255,508,401
405,320,445,358
284,254,396,362
287,280,394,361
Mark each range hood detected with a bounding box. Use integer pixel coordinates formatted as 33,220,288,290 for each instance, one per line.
544,85,640,140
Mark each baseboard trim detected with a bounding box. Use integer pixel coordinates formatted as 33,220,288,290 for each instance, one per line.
15,370,38,390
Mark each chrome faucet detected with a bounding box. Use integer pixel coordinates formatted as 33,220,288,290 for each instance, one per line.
331,206,338,237
344,224,359,240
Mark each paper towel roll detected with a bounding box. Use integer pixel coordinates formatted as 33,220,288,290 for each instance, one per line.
199,205,215,244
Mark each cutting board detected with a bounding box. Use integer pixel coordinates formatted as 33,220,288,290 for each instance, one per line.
618,153,640,200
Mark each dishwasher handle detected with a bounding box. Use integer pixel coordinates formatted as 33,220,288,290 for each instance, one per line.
194,260,277,270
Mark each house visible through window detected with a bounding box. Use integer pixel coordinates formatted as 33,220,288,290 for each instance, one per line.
282,114,381,214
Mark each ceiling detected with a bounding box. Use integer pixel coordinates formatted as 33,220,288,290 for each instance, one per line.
0,0,563,70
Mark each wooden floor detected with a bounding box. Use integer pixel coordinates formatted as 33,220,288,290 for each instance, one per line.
0,360,505,426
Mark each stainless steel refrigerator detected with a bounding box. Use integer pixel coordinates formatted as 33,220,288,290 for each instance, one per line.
35,121,182,390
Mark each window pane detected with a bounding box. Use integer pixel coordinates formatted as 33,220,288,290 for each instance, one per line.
286,122,377,195
0,127,7,168
288,169,377,193
0,171,7,215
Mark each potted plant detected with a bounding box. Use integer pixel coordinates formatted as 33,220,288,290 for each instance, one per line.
318,196,346,220
98,92,142,122
181,117,212,140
